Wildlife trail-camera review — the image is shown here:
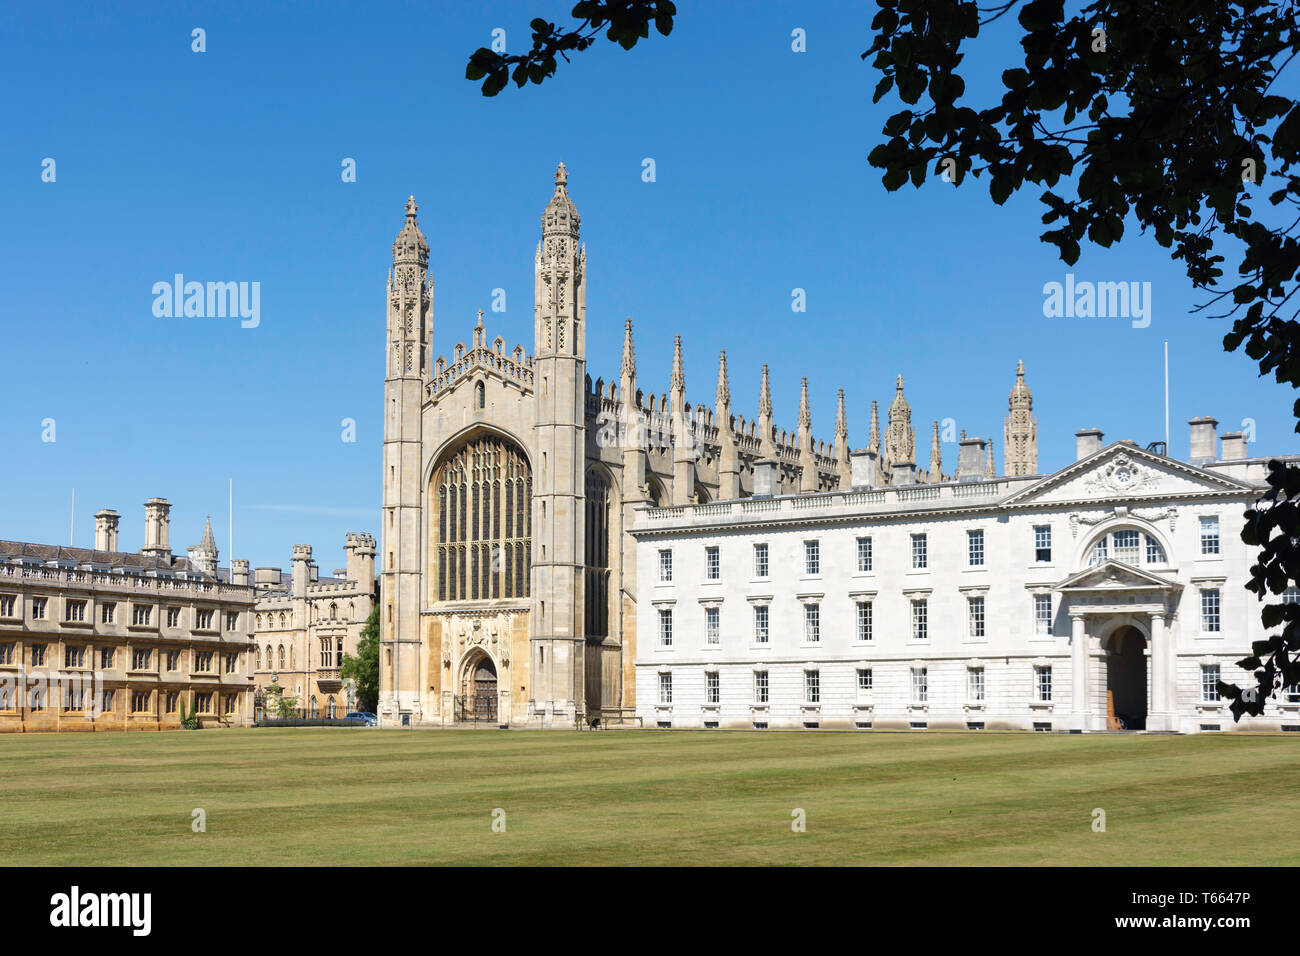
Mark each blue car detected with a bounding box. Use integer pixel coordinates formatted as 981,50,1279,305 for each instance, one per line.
343,711,378,727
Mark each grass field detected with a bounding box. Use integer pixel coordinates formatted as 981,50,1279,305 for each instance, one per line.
1,728,1297,866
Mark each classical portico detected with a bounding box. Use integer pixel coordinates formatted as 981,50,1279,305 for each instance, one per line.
1056,561,1181,732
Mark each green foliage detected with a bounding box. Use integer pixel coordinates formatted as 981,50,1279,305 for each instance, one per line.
179,699,200,730
341,607,380,712
264,683,298,719
465,1,675,96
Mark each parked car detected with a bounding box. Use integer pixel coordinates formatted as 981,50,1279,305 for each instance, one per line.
343,712,378,727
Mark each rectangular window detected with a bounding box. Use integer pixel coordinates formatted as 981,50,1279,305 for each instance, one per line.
0,643,13,665
912,599,928,641
195,651,214,672
32,597,47,620
1201,589,1221,632
132,604,152,626
225,611,239,631
100,647,114,668
1036,665,1053,702
0,595,14,617
1285,587,1300,604
100,602,115,624
857,536,873,572
753,605,769,644
64,645,85,668
705,546,720,581
967,529,985,567
705,607,720,645
196,609,213,630
131,648,151,670
131,691,151,714
63,687,84,712
1034,594,1052,635
224,652,238,673
658,608,673,647
164,691,179,713
753,543,769,578
804,603,820,643
223,694,238,715
911,534,927,569
31,644,46,666
969,667,985,702
754,670,769,704
1202,664,1221,702
65,600,86,623
706,671,720,704
1114,529,1140,565
967,595,985,639
195,692,213,714
856,601,873,642
911,667,928,703
804,669,820,704
1034,525,1052,563
165,650,180,671
166,607,181,628
804,540,820,575
101,690,114,713
658,672,672,705
1145,535,1165,564
658,549,673,583
1200,516,1220,556
857,668,873,692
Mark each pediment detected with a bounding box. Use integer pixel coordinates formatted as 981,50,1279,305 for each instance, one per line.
1004,443,1254,507
1056,560,1179,592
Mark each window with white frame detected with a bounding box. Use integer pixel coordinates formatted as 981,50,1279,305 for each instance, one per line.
968,666,985,702
1034,525,1052,562
1035,665,1053,702
804,540,820,575
658,549,673,582
1201,589,1221,632
1285,587,1300,604
857,668,873,693
1201,664,1221,702
1088,536,1109,565
658,672,673,704
754,543,769,577
1287,682,1300,703
804,603,821,643
705,546,720,580
967,595,985,639
706,670,720,704
132,604,152,626
1113,528,1140,564
0,595,14,617
753,605,769,644
804,669,820,704
1034,594,1052,635
705,606,720,645
658,608,673,646
754,670,769,704
100,602,115,624
856,601,873,642
911,534,928,569
967,529,985,567
857,536,873,572
911,666,928,703
1200,516,1220,555
911,599,928,641
1145,535,1167,564
65,600,86,623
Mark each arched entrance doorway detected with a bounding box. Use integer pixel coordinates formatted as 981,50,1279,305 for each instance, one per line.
459,654,498,721
1106,626,1148,730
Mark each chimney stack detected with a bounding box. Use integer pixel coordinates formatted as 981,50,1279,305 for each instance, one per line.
850,449,880,489
1188,416,1218,466
141,498,171,557
753,460,779,498
1220,430,1247,461
93,509,120,552
956,436,989,481
231,559,250,586
892,461,917,486
1075,428,1104,461
291,545,312,598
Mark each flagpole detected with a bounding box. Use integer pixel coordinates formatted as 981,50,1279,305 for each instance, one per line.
1164,340,1170,454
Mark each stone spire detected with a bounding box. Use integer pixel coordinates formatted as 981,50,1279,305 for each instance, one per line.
535,161,585,358
671,334,685,393
1003,359,1038,476
187,515,219,577
834,389,847,440
869,399,881,455
928,420,943,482
758,363,772,419
621,318,636,379
985,437,997,478
199,515,216,552
797,377,817,493
885,374,915,468
798,377,811,431
757,363,775,457
834,389,851,490
716,350,730,410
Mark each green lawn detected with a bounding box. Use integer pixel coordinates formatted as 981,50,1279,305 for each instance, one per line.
1,728,1296,865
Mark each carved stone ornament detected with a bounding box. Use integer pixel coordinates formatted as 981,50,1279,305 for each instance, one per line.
1083,454,1159,496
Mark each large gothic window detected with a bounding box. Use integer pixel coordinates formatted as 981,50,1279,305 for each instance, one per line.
584,469,611,639
434,434,531,602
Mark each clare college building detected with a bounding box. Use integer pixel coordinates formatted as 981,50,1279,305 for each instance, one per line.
381,163,1293,732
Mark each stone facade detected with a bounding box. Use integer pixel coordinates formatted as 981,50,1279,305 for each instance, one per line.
250,534,376,717
0,500,256,732
379,164,1039,728
632,421,1296,733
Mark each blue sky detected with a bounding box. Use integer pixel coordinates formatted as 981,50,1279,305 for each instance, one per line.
2,0,1293,573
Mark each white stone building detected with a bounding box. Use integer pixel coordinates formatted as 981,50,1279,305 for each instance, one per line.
632,420,1298,733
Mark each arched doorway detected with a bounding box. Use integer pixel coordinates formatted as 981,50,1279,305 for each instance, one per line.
459,654,498,720
1106,626,1148,730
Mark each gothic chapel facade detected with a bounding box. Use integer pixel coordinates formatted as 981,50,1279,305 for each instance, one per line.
379,165,1037,727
